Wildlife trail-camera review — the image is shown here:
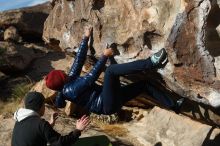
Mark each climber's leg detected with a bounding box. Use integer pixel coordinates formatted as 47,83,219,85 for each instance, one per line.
101,58,153,114
144,82,175,108
101,48,168,114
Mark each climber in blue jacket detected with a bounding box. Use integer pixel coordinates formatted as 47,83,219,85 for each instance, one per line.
45,27,183,115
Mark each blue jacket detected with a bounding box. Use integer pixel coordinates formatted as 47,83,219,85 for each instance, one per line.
55,37,107,114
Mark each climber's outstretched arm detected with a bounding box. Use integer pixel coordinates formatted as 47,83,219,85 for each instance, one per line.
68,27,92,80
83,47,114,85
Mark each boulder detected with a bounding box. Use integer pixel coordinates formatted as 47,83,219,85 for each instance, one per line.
30,79,57,103
3,105,220,146
123,107,220,146
0,2,51,39
43,0,220,108
0,41,40,73
4,26,21,42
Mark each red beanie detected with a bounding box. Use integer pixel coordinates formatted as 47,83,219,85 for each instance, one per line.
45,70,67,91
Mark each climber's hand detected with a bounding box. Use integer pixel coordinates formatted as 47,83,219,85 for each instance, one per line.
103,44,114,57
84,26,93,38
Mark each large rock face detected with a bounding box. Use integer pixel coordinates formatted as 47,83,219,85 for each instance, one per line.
44,0,186,56
43,0,220,108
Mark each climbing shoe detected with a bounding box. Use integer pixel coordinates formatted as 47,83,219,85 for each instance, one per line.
150,48,168,67
173,98,185,114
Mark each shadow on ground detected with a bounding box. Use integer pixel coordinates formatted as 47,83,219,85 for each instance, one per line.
202,127,220,146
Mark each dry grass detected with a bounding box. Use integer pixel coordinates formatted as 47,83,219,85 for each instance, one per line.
0,99,23,114
11,82,33,100
90,114,128,137
0,82,33,114
100,124,128,137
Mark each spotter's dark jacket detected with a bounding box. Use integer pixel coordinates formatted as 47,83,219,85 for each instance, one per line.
12,109,81,146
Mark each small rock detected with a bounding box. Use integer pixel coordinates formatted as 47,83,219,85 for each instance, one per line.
216,24,220,38
64,101,76,116
215,56,220,80
217,0,220,8
4,26,21,42
0,71,7,81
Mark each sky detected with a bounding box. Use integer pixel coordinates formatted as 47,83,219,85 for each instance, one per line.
0,0,49,11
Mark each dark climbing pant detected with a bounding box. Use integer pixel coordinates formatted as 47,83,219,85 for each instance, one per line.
101,58,175,115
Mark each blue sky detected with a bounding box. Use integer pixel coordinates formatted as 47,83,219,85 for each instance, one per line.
0,0,49,11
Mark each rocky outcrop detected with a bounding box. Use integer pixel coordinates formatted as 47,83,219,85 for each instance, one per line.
0,0,65,128
0,2,53,74
123,107,220,146
43,0,220,108
1,1,220,146
1,106,220,146
0,2,51,39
